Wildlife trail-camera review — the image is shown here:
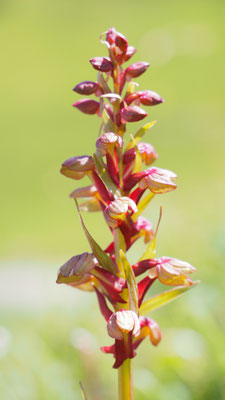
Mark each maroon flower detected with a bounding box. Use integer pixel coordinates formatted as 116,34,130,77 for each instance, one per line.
90,57,113,72
73,81,100,95
73,99,100,115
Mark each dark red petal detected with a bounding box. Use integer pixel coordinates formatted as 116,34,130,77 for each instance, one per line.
94,287,113,321
138,276,156,306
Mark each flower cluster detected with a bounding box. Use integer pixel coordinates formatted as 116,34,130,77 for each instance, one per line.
57,27,197,369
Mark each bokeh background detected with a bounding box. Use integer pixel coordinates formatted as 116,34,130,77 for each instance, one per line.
1,0,225,399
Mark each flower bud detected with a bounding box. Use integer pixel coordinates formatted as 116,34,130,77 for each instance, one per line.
73,99,100,115
125,62,150,80
123,46,136,62
115,32,128,53
107,310,140,340
90,57,113,72
58,253,98,277
139,167,177,194
149,257,196,286
56,253,98,291
121,106,147,123
139,90,164,106
96,132,123,156
138,143,158,165
73,81,100,95
134,217,154,243
105,27,116,45
124,92,140,106
61,156,95,180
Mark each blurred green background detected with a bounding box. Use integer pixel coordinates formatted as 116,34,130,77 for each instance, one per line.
1,0,225,399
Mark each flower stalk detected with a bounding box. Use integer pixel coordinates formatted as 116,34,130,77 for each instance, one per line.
57,27,198,399
118,358,133,400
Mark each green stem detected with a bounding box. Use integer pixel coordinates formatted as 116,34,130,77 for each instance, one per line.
118,358,134,400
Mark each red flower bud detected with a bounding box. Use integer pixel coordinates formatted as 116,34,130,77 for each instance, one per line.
121,105,147,123
125,91,163,107
73,99,100,115
90,57,113,73
123,46,136,62
138,142,158,165
115,32,128,53
125,62,149,80
139,90,164,106
106,27,117,45
73,81,100,95
124,92,140,106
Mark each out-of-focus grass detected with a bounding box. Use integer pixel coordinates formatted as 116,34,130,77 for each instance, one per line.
0,0,225,399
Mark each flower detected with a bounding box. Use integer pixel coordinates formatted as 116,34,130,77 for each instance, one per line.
107,310,140,340
104,197,137,228
73,81,100,95
60,156,95,180
56,253,98,291
139,167,177,194
121,105,147,123
148,257,196,286
89,57,113,72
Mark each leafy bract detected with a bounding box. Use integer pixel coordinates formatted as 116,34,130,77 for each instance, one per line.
79,381,89,400
139,281,200,315
132,192,155,222
139,237,156,261
75,200,116,274
120,250,138,314
126,121,157,151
